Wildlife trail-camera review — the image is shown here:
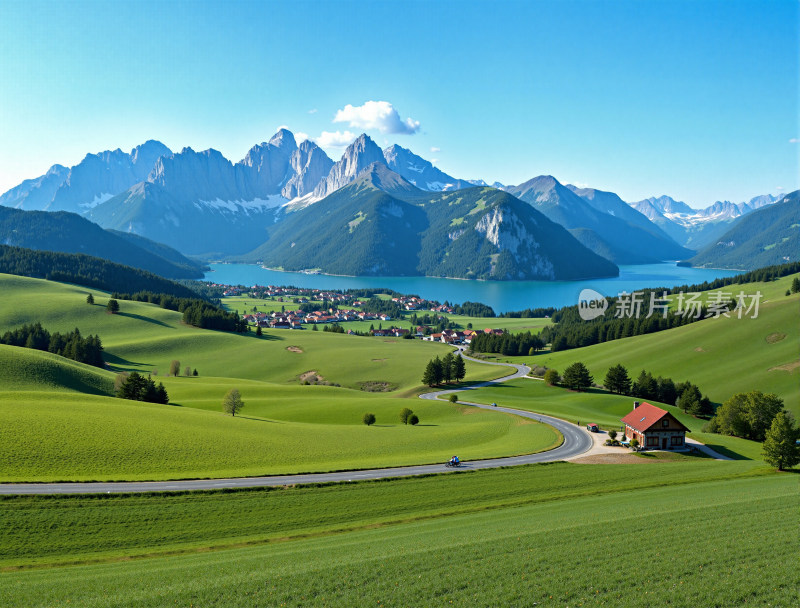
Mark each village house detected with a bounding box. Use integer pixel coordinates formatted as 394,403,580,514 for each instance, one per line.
621,402,689,450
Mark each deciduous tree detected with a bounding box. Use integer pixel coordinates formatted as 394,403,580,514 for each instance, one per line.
222,388,244,417
169,359,180,377
363,412,376,426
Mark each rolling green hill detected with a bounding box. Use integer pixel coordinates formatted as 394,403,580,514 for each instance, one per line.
686,190,800,269
241,164,619,281
0,273,559,481
0,345,113,395
0,206,205,279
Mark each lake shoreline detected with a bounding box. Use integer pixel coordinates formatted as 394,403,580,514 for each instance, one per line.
204,262,741,313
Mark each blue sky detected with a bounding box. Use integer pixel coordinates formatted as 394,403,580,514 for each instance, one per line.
0,0,797,206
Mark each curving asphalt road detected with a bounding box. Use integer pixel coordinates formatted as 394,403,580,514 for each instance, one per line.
0,348,592,495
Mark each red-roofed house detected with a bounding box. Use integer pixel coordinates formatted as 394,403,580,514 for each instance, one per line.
621,402,689,450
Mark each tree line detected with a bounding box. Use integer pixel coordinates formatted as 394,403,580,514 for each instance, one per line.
0,244,200,299
111,290,247,332
115,372,169,404
422,351,466,386
603,364,713,417
468,331,545,357
0,322,104,368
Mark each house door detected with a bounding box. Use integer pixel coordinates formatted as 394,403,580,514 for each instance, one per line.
662,437,668,449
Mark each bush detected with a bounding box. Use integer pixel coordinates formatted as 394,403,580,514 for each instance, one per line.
448,394,458,403
363,412,376,426
409,414,419,426
543,369,560,385
531,365,547,377
399,407,413,424
630,437,639,449
608,429,618,441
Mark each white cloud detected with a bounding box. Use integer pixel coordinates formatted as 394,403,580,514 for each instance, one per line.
333,100,420,135
776,186,784,191
315,130,357,148
276,124,290,132
295,132,310,143
308,108,318,114
789,138,799,144
431,158,439,164
430,146,441,153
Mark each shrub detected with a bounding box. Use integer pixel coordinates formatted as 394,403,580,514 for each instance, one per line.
448,394,458,404
543,369,560,385
363,413,376,426
531,365,547,377
608,429,618,441
630,437,639,449
399,408,413,424
409,414,419,426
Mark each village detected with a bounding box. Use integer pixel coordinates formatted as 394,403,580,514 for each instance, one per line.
212,282,506,344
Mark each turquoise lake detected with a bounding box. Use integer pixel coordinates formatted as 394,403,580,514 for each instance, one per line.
204,263,741,313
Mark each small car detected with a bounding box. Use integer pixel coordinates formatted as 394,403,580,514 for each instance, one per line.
586,423,599,432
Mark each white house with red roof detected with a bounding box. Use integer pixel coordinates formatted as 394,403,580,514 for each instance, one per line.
621,402,690,450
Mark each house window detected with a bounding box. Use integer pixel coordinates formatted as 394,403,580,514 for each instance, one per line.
671,436,684,446
662,419,669,427
647,436,659,446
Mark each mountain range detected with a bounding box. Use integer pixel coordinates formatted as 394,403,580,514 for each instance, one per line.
0,128,790,279
630,193,786,250
681,191,799,270
240,163,619,281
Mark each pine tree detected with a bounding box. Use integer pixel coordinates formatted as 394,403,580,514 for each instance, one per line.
86,293,94,304
106,298,119,314
562,362,593,391
422,360,438,387
452,353,466,382
442,352,454,384
762,411,800,470
604,364,631,395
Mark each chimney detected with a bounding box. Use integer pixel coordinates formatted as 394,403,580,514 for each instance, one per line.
633,401,640,409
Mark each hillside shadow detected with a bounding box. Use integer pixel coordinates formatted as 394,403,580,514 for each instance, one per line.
696,442,752,461
116,312,172,328
103,353,153,370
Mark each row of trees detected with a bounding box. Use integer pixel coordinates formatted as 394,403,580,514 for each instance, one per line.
111,290,247,333
604,365,713,417
115,372,169,404
0,245,202,299
468,331,544,357
0,322,105,369
422,352,467,387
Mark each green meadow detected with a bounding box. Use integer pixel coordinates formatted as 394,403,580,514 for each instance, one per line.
2,471,795,607
0,274,558,481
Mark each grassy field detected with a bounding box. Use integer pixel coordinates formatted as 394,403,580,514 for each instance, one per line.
2,470,795,607
474,274,800,415
0,460,765,569
0,274,560,481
